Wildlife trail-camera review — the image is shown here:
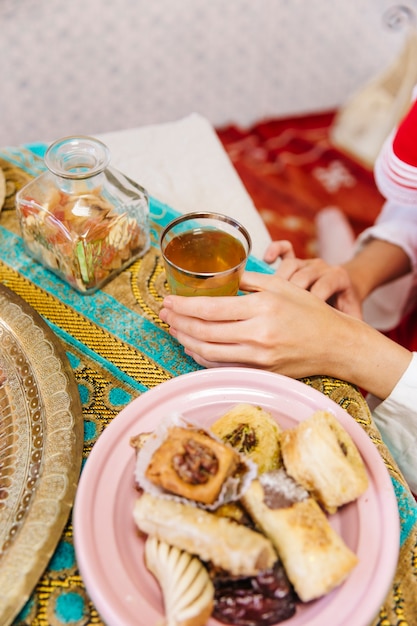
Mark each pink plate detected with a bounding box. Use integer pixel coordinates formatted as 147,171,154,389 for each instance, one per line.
73,367,399,626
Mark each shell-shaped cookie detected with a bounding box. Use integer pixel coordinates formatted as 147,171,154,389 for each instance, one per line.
145,536,214,626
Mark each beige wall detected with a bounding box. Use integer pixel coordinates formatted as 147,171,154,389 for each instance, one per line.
0,0,413,146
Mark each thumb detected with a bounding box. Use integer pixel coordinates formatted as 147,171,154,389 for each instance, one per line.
240,270,282,293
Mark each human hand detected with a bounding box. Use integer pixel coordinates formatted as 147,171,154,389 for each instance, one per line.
263,240,295,264
274,257,363,318
263,241,362,317
159,271,356,377
160,270,412,400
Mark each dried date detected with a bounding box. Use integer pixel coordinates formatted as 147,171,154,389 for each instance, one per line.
213,561,297,625
172,438,219,484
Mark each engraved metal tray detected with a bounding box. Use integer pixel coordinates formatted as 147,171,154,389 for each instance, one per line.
0,283,83,625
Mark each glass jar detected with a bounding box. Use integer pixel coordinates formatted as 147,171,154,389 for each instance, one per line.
15,136,150,294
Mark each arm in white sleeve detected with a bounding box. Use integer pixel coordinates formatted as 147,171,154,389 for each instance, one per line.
370,352,417,494
355,202,417,330
357,86,417,328
357,201,417,271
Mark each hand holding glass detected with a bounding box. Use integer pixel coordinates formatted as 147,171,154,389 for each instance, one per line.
160,212,251,296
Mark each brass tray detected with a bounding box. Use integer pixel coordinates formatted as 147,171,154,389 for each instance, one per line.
0,283,83,625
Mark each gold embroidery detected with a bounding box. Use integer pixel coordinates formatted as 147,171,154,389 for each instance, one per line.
0,262,172,389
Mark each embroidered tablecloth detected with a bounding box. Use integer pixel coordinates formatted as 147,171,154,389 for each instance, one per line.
1,147,416,626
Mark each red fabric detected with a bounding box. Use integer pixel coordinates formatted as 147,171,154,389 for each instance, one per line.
375,99,417,203
217,112,384,259
393,100,417,166
216,112,417,353
384,306,417,352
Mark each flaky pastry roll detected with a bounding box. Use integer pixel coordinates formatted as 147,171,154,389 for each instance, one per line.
134,493,277,577
281,410,368,513
241,474,358,602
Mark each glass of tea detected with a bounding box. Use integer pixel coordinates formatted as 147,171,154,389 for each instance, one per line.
160,212,252,296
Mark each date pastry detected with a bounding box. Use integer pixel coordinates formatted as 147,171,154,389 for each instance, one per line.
134,414,257,510
143,425,243,505
134,492,277,577
210,403,282,473
145,536,214,626
241,470,358,603
281,410,369,513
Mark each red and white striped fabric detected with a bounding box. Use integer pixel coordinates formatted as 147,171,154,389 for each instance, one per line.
375,89,417,205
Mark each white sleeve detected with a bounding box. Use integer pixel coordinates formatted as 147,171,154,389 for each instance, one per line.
357,200,417,270
354,201,417,331
370,352,417,494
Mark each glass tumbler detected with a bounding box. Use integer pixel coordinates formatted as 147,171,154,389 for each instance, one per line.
160,211,251,296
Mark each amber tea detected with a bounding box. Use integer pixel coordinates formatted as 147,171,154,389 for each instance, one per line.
160,212,251,296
